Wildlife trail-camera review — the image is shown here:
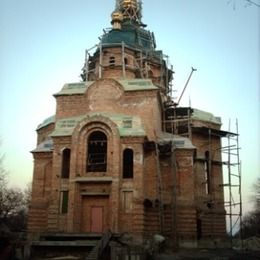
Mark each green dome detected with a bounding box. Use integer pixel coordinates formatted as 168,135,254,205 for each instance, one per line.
101,23,155,51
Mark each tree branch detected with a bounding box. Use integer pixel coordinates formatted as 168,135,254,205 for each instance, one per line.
245,0,260,7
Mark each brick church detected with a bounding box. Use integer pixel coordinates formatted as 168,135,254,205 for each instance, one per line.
28,0,228,248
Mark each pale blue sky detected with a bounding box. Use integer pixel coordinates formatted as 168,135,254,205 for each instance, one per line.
0,0,259,214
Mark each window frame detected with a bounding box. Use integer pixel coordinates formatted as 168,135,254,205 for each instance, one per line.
61,148,71,179
86,131,108,172
122,148,134,179
60,190,69,214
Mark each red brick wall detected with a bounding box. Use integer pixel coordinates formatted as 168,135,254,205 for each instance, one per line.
28,45,227,246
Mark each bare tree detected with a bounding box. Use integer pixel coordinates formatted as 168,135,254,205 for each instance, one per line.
228,0,260,8
0,148,9,223
0,154,8,187
245,0,260,7
0,144,29,232
23,182,32,208
0,188,26,221
241,177,260,238
253,177,260,211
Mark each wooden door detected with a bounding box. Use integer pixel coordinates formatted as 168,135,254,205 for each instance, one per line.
91,206,103,233
81,196,108,233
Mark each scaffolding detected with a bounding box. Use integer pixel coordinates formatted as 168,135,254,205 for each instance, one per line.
221,119,242,247
81,32,242,247
81,41,173,96
162,107,242,247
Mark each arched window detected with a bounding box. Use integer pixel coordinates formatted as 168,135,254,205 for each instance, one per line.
123,148,134,179
87,131,107,172
61,148,71,178
124,58,128,65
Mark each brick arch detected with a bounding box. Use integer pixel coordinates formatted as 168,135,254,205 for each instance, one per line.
73,114,119,138
71,114,120,177
86,78,125,101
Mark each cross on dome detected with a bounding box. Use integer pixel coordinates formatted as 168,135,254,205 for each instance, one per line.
114,0,143,24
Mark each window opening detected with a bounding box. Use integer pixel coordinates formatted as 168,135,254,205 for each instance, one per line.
109,56,115,67
197,218,202,240
124,57,128,65
61,191,69,214
61,148,71,178
87,131,107,172
123,148,134,179
204,151,211,194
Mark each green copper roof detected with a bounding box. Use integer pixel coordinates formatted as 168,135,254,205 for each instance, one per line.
32,137,53,153
54,79,158,96
37,115,55,130
51,115,84,137
101,23,155,51
51,112,146,137
157,132,195,150
192,109,221,125
118,79,158,91
54,82,94,96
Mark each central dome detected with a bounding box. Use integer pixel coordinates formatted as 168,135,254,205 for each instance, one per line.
101,22,156,51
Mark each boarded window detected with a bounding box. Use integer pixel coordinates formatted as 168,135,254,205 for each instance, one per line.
204,151,211,194
61,191,69,214
123,149,134,179
61,148,71,178
122,191,133,213
87,131,107,172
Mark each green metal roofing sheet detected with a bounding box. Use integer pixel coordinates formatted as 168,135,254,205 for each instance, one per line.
51,112,146,137
101,23,155,51
54,82,94,96
54,79,158,96
37,115,55,130
50,115,85,137
157,132,195,150
32,137,53,153
192,109,221,125
118,79,158,91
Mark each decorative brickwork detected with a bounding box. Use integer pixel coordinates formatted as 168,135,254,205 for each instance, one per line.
28,1,227,248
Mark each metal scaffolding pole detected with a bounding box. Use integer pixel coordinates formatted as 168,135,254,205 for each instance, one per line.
121,41,126,78
99,43,103,79
222,119,242,248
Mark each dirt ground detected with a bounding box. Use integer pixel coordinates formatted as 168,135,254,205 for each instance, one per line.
154,249,260,260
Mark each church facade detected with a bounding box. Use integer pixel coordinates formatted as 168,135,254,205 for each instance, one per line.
28,0,227,248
